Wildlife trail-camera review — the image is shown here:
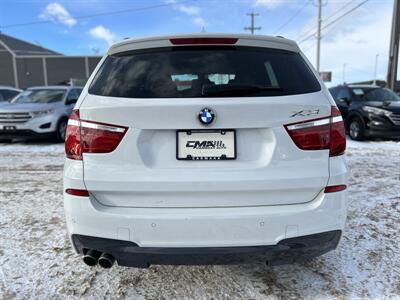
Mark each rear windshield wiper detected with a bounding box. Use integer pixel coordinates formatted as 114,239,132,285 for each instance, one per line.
201,84,283,97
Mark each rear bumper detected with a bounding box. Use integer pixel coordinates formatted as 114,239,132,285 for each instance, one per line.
64,190,347,248
365,128,400,138
64,158,348,267
72,230,342,267
365,120,400,138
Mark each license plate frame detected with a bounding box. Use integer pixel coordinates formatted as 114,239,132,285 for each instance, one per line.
176,129,236,161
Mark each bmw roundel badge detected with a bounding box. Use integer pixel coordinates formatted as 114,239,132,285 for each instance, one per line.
198,108,215,125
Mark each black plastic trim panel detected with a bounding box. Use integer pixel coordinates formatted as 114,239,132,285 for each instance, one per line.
72,230,342,268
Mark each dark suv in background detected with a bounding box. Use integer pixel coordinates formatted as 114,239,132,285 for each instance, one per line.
329,85,400,140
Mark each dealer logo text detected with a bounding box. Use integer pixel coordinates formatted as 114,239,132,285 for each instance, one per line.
186,141,226,149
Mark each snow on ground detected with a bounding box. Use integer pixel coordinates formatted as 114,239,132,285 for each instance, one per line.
0,141,64,153
0,140,399,299
347,139,400,150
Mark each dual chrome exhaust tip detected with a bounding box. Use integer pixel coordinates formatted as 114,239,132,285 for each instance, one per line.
83,250,115,268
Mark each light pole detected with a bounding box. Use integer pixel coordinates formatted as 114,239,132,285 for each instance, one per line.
244,12,261,35
373,54,379,85
387,0,400,89
343,63,347,84
316,0,322,72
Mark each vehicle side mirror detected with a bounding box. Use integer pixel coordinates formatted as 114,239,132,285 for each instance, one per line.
66,98,78,105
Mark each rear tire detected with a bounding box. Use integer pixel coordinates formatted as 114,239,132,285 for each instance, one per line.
348,117,365,141
56,118,68,143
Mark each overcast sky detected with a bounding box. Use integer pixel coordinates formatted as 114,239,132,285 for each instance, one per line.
0,0,395,86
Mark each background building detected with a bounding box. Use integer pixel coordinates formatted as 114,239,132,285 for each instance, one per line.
0,33,101,89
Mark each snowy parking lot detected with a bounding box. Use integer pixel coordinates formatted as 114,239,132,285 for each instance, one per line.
0,140,399,299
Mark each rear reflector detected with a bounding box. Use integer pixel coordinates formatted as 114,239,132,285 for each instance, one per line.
65,188,90,197
170,37,238,45
284,106,346,157
324,185,347,193
65,110,128,160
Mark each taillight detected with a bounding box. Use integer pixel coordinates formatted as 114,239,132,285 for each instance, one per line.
285,106,346,157
329,107,346,156
65,110,82,160
80,120,127,154
65,109,128,160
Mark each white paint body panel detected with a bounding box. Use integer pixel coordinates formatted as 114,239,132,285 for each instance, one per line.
64,170,347,247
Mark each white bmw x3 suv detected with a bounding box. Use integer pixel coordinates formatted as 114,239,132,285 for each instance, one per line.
64,34,347,269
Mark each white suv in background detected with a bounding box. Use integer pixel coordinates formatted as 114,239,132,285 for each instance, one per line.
0,86,82,142
64,34,347,269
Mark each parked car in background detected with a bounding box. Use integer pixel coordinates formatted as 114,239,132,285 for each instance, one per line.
0,86,22,103
0,86,82,142
64,34,347,269
329,85,400,140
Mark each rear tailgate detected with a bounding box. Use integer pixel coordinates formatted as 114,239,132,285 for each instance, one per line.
80,91,331,208
79,37,331,208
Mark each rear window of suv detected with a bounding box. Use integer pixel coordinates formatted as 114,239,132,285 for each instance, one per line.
89,46,321,98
